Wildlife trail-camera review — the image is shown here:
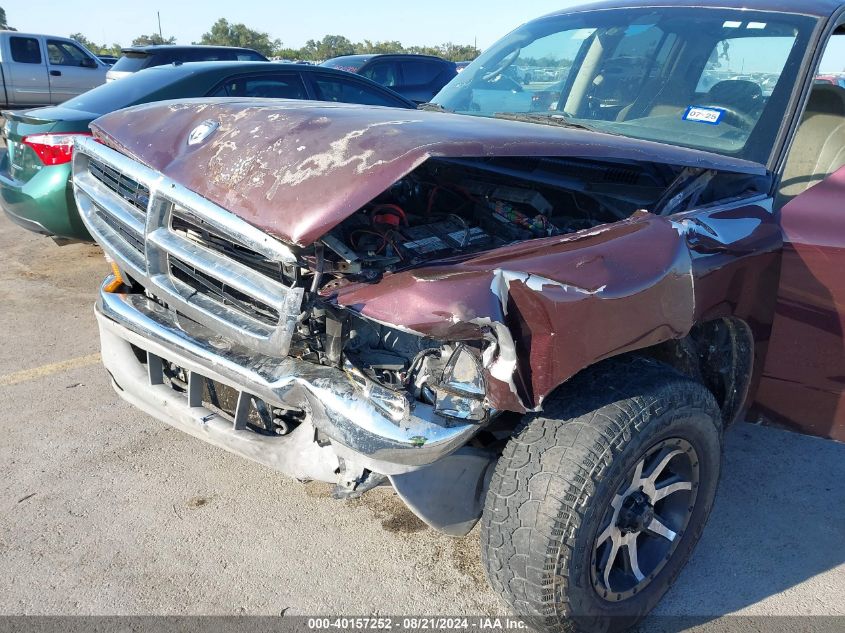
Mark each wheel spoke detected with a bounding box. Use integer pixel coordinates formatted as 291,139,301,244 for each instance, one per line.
602,537,621,591
652,478,693,502
595,522,615,549
646,516,677,542
625,537,645,582
645,448,683,484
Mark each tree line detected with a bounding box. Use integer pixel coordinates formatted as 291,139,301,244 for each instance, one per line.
69,18,480,62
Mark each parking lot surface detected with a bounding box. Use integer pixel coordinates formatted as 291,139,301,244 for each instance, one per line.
0,212,843,628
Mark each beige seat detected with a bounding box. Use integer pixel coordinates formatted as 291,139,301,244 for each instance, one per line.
777,84,845,208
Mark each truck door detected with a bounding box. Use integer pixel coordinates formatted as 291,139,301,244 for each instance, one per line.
755,31,845,441
3,35,50,105
45,38,105,103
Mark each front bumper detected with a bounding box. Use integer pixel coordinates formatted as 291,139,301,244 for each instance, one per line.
96,280,483,477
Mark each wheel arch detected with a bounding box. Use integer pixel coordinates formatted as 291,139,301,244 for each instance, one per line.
536,316,755,427
626,317,755,426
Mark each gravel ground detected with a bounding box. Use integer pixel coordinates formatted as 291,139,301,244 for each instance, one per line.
0,211,842,630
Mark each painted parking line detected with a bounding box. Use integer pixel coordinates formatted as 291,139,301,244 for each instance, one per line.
0,353,102,387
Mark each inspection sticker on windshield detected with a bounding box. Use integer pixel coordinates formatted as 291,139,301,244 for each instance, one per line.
683,106,725,125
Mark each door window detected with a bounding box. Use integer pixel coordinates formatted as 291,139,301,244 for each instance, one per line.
10,37,41,64
777,32,845,208
210,75,308,99
47,40,90,66
311,75,403,106
186,49,235,62
401,60,442,85
360,62,399,87
236,51,267,61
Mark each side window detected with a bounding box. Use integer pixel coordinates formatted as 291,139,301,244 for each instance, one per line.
237,51,265,61
210,75,307,99
778,31,845,208
150,52,174,67
311,75,401,107
10,37,42,64
360,62,399,87
401,60,442,85
186,49,228,62
47,40,90,66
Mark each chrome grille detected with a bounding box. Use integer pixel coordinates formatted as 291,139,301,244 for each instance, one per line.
170,213,296,283
72,137,303,357
168,255,281,326
89,158,150,213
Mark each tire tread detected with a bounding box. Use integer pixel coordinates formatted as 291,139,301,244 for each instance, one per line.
481,357,721,632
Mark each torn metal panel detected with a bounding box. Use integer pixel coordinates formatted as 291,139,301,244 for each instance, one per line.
89,100,766,246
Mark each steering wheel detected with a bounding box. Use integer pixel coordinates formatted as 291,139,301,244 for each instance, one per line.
696,104,756,130
481,49,520,82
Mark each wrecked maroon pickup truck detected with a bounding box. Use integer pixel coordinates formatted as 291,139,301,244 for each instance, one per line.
73,0,845,630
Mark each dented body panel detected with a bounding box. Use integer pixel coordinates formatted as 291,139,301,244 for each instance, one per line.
85,100,784,416
333,212,703,412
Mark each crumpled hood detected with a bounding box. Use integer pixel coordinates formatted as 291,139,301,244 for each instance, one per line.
90,98,766,246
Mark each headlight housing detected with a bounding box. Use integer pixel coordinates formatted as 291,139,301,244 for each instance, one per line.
434,344,487,422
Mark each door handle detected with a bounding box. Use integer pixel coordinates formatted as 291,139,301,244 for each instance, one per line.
50,70,61,77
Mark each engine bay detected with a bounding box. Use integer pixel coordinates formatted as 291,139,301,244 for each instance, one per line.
316,157,661,285
285,156,684,390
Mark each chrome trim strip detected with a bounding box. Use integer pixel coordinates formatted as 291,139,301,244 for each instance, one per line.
146,227,289,313
74,171,146,229
74,184,146,276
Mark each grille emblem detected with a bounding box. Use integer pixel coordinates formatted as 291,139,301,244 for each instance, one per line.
187,120,219,146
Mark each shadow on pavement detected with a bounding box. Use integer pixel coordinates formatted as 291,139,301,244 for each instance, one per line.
639,422,845,629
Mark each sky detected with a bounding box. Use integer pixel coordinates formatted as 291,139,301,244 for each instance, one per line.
3,0,583,50
5,1,844,71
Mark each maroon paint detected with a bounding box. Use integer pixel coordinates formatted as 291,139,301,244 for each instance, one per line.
88,101,838,439
89,101,764,246
755,167,845,442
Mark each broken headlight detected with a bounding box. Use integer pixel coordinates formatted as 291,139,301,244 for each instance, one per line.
344,358,410,423
434,344,487,422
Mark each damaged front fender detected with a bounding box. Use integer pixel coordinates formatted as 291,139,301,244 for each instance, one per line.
333,211,696,413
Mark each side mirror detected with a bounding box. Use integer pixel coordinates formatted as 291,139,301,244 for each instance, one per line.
81,57,98,69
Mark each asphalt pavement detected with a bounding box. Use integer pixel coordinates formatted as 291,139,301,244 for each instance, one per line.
0,211,842,629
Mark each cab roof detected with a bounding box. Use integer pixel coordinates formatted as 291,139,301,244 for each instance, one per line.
546,0,843,18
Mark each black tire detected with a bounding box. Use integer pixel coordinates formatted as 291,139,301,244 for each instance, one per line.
481,357,723,633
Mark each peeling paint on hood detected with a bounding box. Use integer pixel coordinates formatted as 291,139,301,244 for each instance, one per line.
89,98,767,246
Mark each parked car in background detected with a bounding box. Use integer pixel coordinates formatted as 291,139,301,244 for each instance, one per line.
97,55,118,66
0,61,414,241
816,73,845,87
0,32,108,107
322,53,457,102
455,61,472,72
106,45,269,82
72,0,845,631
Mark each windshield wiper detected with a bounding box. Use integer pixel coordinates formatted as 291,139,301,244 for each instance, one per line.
494,112,619,135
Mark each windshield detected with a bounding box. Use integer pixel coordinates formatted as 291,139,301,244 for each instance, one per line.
62,66,187,115
432,8,818,164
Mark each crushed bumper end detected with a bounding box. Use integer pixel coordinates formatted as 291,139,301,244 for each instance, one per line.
95,281,486,478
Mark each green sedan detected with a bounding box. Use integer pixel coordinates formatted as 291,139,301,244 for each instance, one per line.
0,61,415,242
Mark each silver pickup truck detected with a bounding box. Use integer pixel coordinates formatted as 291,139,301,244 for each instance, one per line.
0,31,108,107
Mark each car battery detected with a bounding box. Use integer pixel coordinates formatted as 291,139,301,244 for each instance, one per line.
399,220,494,259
